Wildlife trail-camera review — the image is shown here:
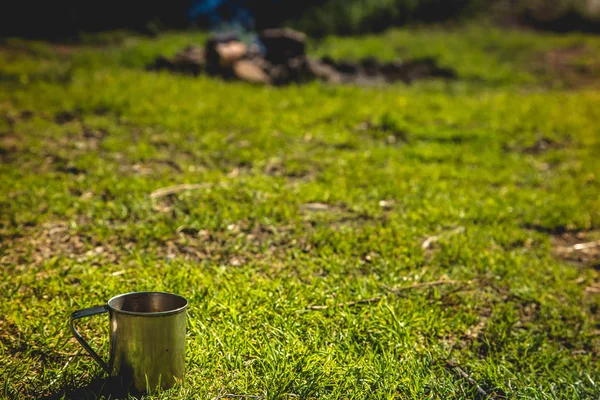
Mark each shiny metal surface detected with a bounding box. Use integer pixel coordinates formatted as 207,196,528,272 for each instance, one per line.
70,305,111,374
70,292,188,392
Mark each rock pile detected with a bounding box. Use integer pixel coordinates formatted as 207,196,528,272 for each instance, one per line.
148,28,456,85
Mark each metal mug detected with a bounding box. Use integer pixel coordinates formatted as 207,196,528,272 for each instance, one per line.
70,292,188,392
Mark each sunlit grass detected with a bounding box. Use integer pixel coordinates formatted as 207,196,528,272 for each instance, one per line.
1,26,599,399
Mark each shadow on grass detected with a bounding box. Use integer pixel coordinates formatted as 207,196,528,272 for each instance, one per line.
38,376,135,400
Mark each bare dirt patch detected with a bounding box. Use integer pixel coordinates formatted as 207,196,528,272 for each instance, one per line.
522,137,566,154
534,45,600,88
552,230,600,269
0,133,20,163
0,216,318,273
1,222,95,268
353,120,409,145
504,134,571,155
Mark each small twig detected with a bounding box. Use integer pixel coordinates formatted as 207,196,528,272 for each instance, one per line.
385,279,460,294
445,361,489,398
213,388,226,400
307,296,382,310
559,239,600,253
150,183,209,199
160,159,183,173
300,202,334,212
421,236,438,250
422,226,465,249
585,285,600,294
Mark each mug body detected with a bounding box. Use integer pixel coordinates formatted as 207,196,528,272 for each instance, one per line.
107,292,187,392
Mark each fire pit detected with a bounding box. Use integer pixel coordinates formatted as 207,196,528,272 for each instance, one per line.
148,28,456,86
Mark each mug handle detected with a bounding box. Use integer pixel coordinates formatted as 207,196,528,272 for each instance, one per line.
70,305,111,374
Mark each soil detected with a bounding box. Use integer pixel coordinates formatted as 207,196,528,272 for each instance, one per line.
552,230,600,269
534,45,600,88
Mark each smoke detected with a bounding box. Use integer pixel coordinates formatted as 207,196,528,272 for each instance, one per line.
189,0,277,54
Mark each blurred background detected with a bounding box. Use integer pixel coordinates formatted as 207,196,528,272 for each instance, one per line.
2,0,600,40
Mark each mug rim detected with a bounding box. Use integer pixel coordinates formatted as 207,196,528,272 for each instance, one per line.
107,291,188,317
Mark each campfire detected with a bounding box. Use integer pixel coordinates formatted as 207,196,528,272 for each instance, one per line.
149,28,456,86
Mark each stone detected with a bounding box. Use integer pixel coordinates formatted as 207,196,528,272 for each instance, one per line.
172,46,205,76
259,28,307,64
307,59,342,84
205,33,242,77
215,41,248,66
233,59,271,85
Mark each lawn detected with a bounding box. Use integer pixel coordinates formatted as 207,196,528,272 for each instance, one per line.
1,25,600,399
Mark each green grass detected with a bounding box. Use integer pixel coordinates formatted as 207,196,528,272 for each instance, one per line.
290,0,600,37
289,0,478,36
1,26,600,399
